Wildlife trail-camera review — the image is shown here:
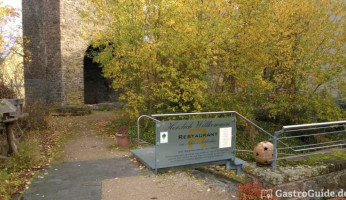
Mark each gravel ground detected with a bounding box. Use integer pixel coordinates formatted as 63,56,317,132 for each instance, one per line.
62,111,130,162
102,171,237,200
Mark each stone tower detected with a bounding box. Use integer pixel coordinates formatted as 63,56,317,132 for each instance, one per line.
22,0,116,105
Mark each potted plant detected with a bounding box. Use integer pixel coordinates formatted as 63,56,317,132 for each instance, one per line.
115,127,131,148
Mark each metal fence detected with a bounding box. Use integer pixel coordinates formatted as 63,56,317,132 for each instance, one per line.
271,121,346,170
136,111,346,171
5,79,25,98
137,111,273,146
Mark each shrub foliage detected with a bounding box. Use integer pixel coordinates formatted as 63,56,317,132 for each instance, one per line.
0,81,15,99
82,0,345,123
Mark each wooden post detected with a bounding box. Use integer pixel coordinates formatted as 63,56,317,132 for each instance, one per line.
5,122,19,155
0,99,25,157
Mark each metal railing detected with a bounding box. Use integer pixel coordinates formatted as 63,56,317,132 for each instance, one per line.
137,111,273,174
137,111,346,171
137,115,160,145
272,120,346,170
137,110,273,146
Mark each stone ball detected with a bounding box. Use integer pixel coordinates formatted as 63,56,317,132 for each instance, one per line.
253,141,274,165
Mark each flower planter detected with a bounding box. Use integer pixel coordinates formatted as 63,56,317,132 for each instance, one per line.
116,133,130,148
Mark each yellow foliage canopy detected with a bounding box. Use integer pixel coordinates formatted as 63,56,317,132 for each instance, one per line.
82,0,345,123
0,1,18,54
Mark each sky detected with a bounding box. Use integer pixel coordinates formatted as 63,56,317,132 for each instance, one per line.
2,0,21,10
2,0,22,23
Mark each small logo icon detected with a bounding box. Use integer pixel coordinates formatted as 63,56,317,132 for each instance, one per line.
160,132,168,143
261,189,273,199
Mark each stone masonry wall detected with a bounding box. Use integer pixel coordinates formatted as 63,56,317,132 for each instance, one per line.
23,0,91,105
60,0,88,105
22,0,63,104
244,162,346,200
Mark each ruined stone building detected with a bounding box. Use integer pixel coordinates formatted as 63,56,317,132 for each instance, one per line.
22,1,344,106
22,0,117,106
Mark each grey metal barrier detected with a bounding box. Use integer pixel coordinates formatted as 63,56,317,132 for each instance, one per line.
272,120,346,170
137,111,274,146
136,111,271,174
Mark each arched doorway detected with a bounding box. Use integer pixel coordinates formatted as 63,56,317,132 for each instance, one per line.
83,46,117,104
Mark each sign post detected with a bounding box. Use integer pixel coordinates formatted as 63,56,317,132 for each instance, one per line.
155,117,236,168
132,112,246,174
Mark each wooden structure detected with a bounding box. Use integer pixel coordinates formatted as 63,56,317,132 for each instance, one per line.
0,99,25,159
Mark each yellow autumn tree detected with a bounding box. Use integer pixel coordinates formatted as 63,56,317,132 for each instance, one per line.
0,1,18,54
82,0,345,123
0,1,21,98
260,0,346,123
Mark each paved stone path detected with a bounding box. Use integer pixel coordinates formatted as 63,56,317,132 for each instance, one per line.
21,111,142,200
23,158,142,200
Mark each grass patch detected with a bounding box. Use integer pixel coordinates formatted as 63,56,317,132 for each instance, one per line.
219,169,246,184
278,150,346,166
93,105,112,111
0,139,43,200
51,106,92,116
49,130,73,163
107,144,130,151
4,140,42,171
